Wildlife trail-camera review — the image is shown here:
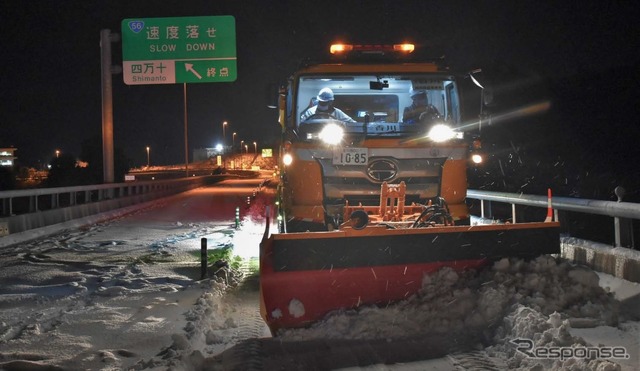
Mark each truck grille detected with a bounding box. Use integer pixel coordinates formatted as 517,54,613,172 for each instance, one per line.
318,157,445,202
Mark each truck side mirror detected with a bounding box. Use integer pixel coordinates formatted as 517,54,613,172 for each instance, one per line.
266,83,280,109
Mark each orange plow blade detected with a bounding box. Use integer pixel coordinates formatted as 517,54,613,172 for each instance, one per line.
259,222,560,335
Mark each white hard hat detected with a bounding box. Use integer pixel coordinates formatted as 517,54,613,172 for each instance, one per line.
410,88,426,98
317,88,335,102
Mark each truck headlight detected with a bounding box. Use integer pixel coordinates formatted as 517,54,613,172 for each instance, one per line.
471,153,483,164
319,123,344,145
427,124,457,142
282,153,293,166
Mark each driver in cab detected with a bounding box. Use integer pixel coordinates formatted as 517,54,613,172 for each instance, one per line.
403,88,441,124
300,88,356,123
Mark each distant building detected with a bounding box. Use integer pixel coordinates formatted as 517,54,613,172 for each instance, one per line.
0,147,17,167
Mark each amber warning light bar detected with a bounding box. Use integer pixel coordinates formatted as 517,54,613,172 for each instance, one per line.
330,43,415,54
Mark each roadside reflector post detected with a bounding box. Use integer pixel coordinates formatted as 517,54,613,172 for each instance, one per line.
480,199,493,220
544,188,553,222
201,238,208,280
614,186,634,247
235,207,240,229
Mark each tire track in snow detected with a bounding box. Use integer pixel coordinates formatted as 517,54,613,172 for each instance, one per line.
448,350,508,370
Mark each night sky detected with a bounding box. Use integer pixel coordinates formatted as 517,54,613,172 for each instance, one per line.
1,1,638,196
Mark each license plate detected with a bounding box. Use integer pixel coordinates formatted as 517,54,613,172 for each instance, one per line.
333,148,368,165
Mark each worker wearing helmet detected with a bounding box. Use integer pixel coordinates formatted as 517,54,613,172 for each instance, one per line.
300,88,356,123
403,88,441,124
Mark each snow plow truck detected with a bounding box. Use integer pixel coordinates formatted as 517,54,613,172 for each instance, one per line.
260,43,560,334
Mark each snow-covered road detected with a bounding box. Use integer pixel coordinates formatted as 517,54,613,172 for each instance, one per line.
0,177,638,370
0,178,274,370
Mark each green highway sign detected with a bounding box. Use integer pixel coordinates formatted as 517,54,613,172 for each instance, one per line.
121,15,236,85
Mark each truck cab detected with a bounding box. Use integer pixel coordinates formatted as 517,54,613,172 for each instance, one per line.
277,44,475,232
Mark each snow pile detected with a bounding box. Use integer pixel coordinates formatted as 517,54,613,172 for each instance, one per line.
280,256,618,342
273,256,639,369
486,305,622,370
129,278,270,370
128,281,231,371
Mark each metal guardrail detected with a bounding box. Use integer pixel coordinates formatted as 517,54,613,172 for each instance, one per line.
2,180,637,250
0,176,218,238
466,189,639,248
1,178,204,216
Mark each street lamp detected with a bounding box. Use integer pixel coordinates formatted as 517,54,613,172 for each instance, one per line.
240,140,244,154
244,144,248,154
55,150,60,158
253,141,257,154
222,121,228,148
146,146,150,167
232,132,236,150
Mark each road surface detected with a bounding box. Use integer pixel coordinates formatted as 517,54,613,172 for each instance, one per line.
0,177,275,370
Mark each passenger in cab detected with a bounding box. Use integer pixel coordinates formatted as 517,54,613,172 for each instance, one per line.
403,88,441,124
300,88,356,123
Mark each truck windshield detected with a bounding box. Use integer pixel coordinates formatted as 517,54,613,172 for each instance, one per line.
296,74,459,137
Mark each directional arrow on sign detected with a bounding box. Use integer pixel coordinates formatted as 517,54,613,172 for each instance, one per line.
185,63,202,79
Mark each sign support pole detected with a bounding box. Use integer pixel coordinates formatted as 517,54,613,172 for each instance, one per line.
184,83,189,177
100,29,115,183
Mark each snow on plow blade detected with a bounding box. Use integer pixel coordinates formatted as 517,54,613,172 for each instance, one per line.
259,222,560,334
